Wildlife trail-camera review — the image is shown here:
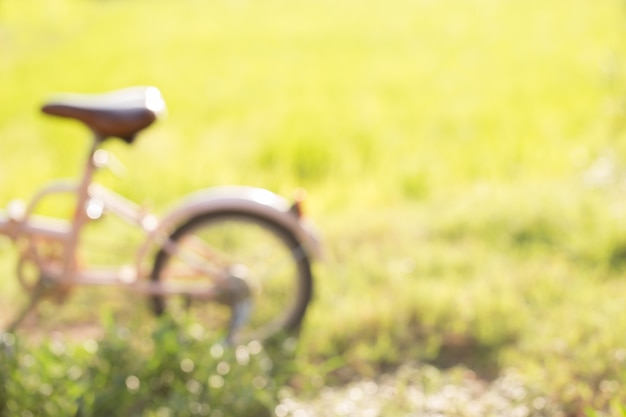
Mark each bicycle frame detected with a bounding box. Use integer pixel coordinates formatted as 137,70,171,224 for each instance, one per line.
0,132,320,300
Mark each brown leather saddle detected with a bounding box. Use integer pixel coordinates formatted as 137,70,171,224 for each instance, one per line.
41,86,166,143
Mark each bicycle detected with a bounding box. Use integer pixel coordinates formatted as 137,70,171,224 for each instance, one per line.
0,86,319,343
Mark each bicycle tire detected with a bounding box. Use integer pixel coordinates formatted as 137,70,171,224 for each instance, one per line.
150,210,313,342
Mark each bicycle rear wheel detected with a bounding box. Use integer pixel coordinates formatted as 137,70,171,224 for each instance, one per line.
150,211,313,343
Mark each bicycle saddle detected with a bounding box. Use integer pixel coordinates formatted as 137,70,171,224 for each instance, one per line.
41,86,166,143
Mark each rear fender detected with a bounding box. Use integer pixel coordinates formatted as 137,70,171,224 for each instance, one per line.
137,186,320,272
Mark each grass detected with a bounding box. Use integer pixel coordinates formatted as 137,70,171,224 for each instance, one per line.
1,316,285,416
3,0,626,415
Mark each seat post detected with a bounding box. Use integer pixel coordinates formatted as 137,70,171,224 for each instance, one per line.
61,133,104,280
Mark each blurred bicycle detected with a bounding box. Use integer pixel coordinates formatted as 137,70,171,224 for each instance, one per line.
1,86,319,343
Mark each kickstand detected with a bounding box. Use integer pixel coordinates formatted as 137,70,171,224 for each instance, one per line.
4,277,49,333
225,298,252,345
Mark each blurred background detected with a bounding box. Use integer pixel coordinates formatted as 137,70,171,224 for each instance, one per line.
2,0,626,415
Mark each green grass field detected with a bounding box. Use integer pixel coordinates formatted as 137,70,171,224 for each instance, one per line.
3,0,626,415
